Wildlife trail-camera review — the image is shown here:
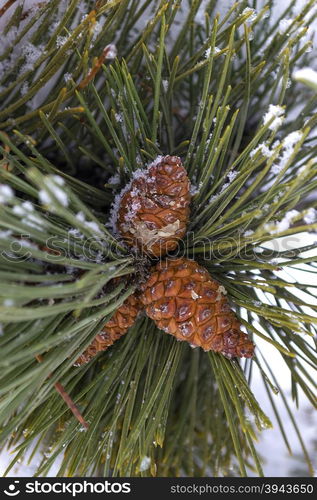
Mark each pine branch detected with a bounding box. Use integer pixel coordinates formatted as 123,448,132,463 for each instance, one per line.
0,0,316,477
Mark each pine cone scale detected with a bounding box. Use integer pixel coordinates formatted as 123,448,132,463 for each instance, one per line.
140,258,255,359
117,156,191,257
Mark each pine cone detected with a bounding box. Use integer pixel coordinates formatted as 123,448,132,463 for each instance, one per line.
75,293,141,365
116,155,191,257
140,258,254,359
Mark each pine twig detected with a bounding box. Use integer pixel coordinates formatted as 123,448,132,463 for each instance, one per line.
0,0,18,18
35,355,89,430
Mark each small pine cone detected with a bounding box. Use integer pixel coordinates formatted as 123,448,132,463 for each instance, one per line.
140,258,254,359
75,293,142,365
116,155,191,257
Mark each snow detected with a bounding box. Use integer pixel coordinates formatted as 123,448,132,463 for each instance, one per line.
39,175,68,209
162,79,168,92
13,201,44,229
114,112,123,123
227,170,237,182
278,19,293,35
265,210,300,234
263,105,285,131
20,82,29,96
242,7,257,24
250,143,273,159
272,130,303,174
105,44,117,59
205,46,221,58
293,67,317,90
108,173,120,185
64,73,72,83
303,208,317,224
56,36,69,48
0,184,14,203
75,211,102,234
20,42,44,76
190,182,201,195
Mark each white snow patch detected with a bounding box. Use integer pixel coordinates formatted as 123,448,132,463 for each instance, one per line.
250,143,273,158
0,185,14,203
271,130,303,174
303,208,317,224
56,36,69,48
293,67,317,89
263,105,285,131
64,73,72,83
242,7,257,23
39,175,68,209
140,456,151,472
108,173,120,185
265,210,300,234
13,202,44,229
278,19,293,35
105,44,117,59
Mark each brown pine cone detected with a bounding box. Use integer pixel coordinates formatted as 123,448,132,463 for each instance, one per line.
116,155,191,257
140,258,254,359
75,293,142,365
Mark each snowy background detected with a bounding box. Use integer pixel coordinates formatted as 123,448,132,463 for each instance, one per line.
0,0,316,477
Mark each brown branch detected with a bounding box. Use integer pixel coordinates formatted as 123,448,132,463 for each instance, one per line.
77,44,117,90
35,354,89,430
0,0,18,18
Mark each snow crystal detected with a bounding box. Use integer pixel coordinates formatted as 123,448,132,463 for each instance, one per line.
242,8,257,24
266,210,299,234
20,82,29,96
20,43,43,74
244,230,254,237
263,105,285,131
303,208,317,224
39,175,68,209
105,44,117,59
76,211,85,223
0,184,14,203
64,73,72,83
271,130,303,174
283,130,303,150
278,19,293,35
108,173,120,185
56,36,69,48
140,456,151,472
190,183,201,196
227,170,237,182
293,67,317,89
205,46,221,58
13,202,44,229
162,79,168,92
250,143,273,158
114,112,123,123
